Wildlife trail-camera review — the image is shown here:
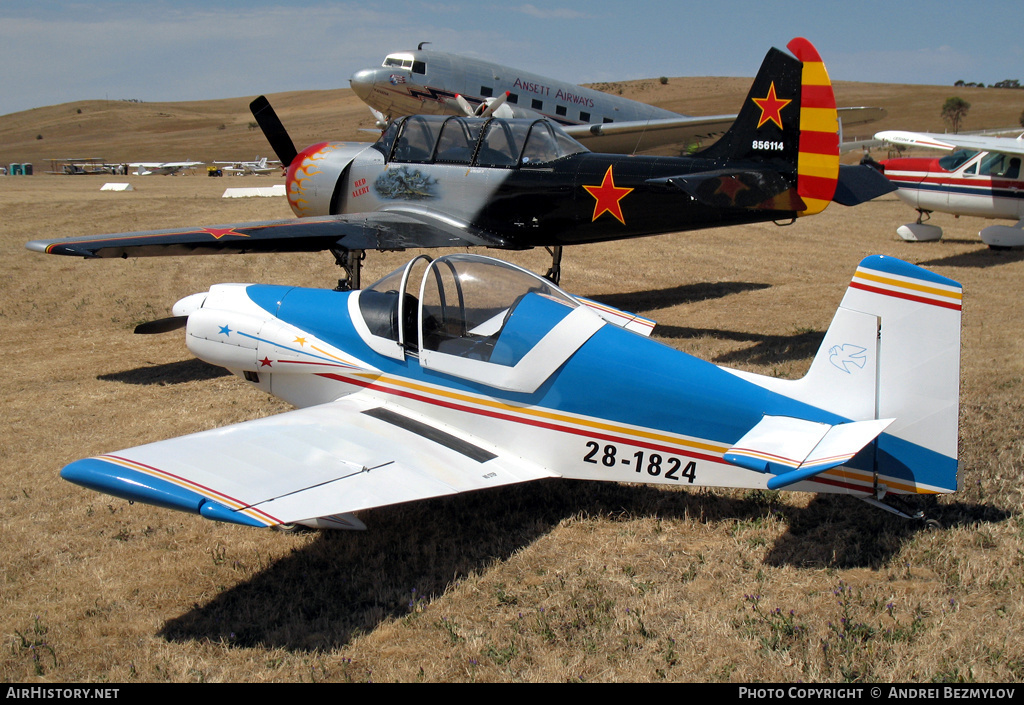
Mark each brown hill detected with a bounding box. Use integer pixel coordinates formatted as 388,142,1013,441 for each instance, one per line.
2,79,1021,168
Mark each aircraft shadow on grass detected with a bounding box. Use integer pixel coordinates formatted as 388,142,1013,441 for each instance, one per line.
590,281,822,368
98,359,230,386
587,281,772,314
157,480,1007,653
916,246,1024,270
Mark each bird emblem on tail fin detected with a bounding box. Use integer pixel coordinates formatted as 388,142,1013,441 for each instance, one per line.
829,344,867,374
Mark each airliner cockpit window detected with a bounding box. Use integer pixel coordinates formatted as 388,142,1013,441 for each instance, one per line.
383,54,414,69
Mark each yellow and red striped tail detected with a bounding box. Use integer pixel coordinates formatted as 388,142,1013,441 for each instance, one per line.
787,37,839,216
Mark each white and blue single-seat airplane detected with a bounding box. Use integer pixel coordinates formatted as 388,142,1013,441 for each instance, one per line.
349,42,887,155
28,39,894,289
60,251,962,531
874,130,1024,247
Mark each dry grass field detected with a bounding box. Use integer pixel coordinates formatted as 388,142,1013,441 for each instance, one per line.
1,77,1023,683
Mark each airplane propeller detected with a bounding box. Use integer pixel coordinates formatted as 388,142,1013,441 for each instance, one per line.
453,91,510,118
134,316,187,335
134,292,208,334
369,107,391,131
249,96,298,167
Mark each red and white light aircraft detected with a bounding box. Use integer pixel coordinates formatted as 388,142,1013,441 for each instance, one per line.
875,130,1024,247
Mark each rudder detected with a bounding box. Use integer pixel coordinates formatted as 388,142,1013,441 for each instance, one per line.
783,256,962,494
697,38,840,215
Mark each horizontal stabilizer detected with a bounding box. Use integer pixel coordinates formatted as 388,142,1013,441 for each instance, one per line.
650,169,804,211
832,164,898,206
724,415,894,489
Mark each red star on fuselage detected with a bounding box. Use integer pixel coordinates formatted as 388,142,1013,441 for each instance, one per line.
583,166,634,224
752,82,792,130
201,227,248,240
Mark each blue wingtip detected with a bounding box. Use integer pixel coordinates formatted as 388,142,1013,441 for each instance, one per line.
61,457,274,527
61,458,205,514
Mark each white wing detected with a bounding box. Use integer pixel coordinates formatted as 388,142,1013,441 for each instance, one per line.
567,107,885,155
876,130,1024,157
60,396,557,529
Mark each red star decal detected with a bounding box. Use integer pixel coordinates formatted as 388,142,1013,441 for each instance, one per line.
713,175,750,203
259,357,273,367
201,227,248,240
583,166,634,224
751,82,792,130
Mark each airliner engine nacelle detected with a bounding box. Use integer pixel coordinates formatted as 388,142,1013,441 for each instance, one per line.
285,142,376,218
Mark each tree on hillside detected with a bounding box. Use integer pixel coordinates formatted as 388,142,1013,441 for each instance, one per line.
941,97,971,133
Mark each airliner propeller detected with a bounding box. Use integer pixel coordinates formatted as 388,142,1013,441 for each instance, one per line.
454,91,511,118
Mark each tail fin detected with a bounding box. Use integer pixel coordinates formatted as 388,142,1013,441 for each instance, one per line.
754,256,962,495
698,37,839,216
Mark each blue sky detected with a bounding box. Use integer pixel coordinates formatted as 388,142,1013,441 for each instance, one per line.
2,1,1021,115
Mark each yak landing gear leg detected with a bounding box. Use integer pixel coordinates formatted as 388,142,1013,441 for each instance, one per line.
544,246,563,285
332,248,365,291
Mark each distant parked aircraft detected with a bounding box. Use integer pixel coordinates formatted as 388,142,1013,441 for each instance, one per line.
876,130,1024,247
350,43,886,155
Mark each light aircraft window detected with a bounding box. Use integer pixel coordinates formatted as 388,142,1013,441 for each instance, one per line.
413,61,426,75
580,111,591,122
1008,158,1021,180
434,117,483,165
555,105,567,117
508,93,518,104
532,99,543,111
475,119,531,168
418,255,577,365
519,120,587,166
603,118,614,124
938,150,978,172
393,116,445,163
979,152,1019,178
481,86,493,98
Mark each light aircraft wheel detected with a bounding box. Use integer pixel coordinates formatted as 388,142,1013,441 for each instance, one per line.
273,523,313,534
924,518,942,532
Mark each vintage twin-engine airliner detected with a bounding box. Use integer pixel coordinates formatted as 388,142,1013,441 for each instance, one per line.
349,42,886,155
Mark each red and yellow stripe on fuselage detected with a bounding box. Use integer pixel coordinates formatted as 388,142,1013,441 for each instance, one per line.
787,38,839,216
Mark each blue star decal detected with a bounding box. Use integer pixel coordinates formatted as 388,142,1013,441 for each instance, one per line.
218,324,232,336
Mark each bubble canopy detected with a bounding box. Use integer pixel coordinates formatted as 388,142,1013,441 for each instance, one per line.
354,254,604,392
